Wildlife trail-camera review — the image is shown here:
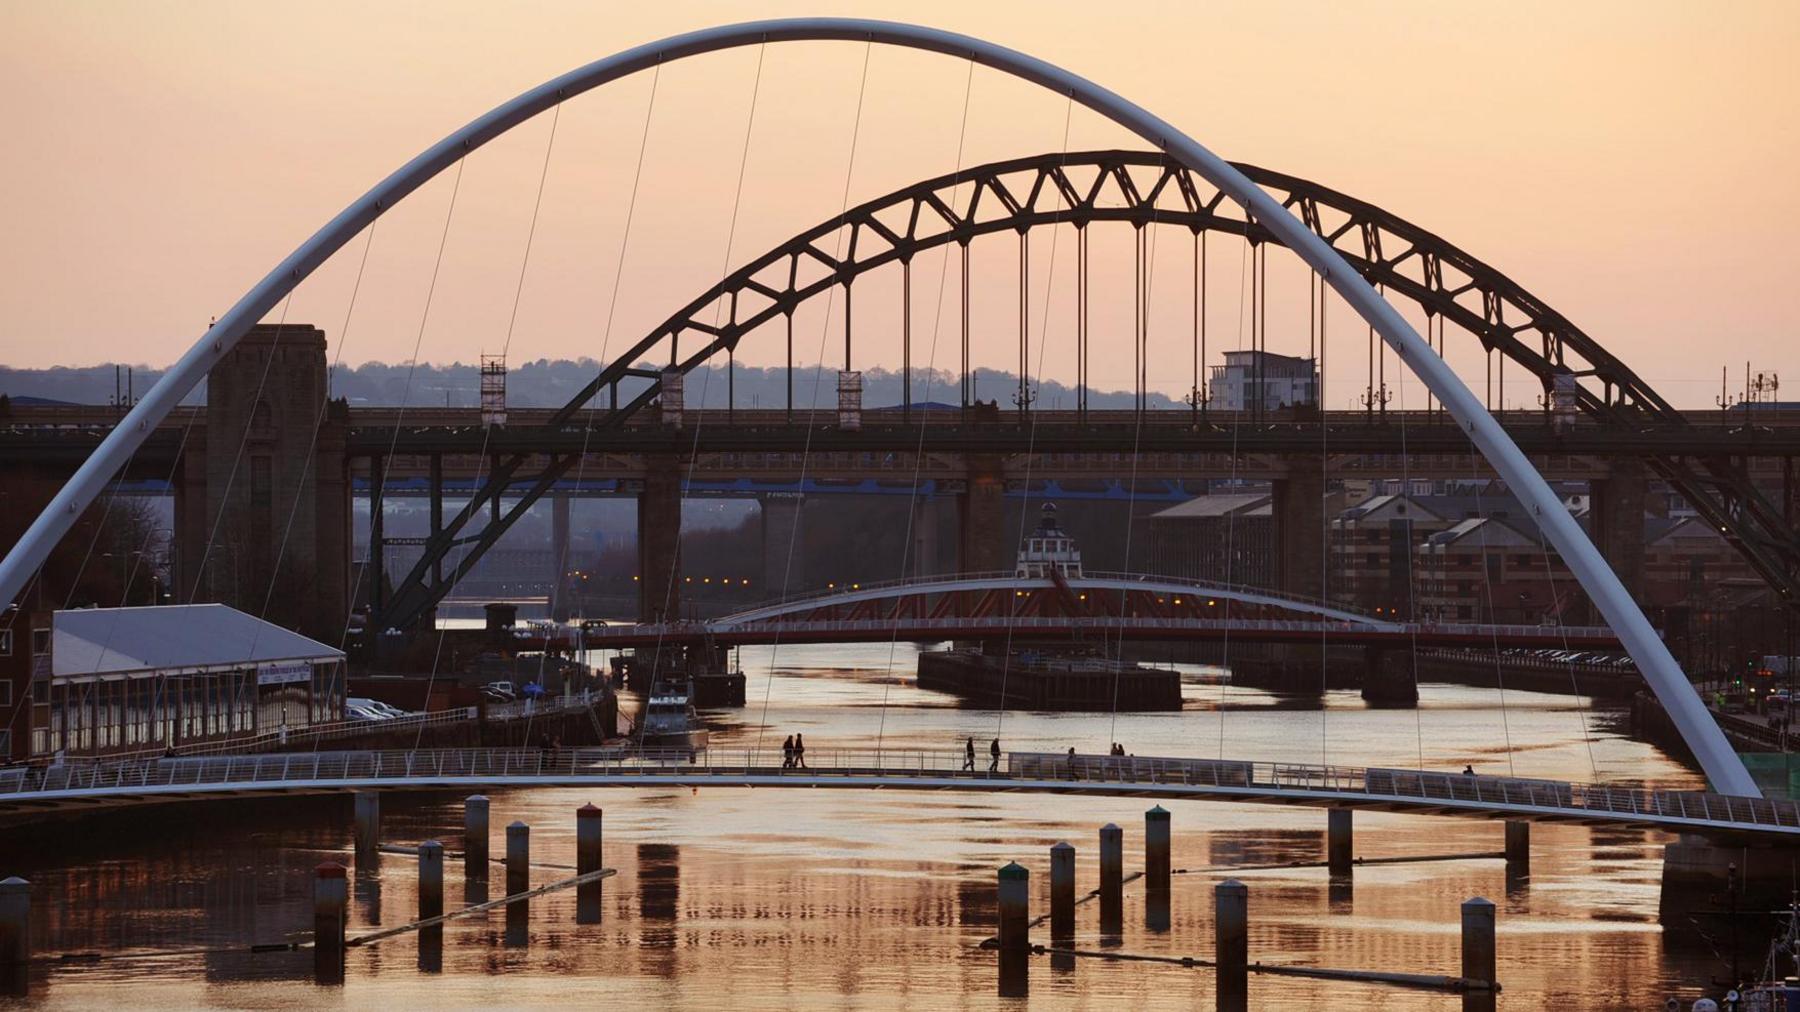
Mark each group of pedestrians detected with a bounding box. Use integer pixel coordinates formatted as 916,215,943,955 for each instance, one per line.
962,736,1001,773
780,734,807,768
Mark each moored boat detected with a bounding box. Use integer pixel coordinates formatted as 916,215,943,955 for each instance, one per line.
639,677,710,756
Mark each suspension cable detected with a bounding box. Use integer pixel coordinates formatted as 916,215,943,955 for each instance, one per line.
185,289,299,604
1389,296,1427,772
1218,228,1251,761
992,91,1076,748
243,224,378,731
1532,494,1601,779
874,58,975,759
1317,266,1331,767
645,44,770,755
256,225,376,626
341,158,467,648
752,41,869,757
1106,155,1166,747
416,102,564,750
1465,449,1518,777
558,62,661,738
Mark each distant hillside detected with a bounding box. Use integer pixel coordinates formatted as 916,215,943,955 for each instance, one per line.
0,359,1179,410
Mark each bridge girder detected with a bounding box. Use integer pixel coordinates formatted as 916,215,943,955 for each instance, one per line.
377,150,1800,633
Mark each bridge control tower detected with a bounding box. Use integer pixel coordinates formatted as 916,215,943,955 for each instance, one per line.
1015,503,1082,579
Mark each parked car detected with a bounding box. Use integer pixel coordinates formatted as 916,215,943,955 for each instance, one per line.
482,681,518,703
344,700,388,722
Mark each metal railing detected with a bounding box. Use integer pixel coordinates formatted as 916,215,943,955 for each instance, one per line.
3,746,1794,832
71,691,604,763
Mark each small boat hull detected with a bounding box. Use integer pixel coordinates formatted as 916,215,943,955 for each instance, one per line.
639,729,710,753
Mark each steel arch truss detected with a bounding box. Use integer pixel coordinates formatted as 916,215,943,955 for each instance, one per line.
378,150,1800,630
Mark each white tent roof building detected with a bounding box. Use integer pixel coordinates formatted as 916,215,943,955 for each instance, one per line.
53,604,343,681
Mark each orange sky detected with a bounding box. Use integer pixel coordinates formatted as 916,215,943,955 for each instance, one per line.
0,1,1795,408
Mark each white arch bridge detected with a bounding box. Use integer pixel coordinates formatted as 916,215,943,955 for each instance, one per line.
0,17,1752,794
2,748,1793,841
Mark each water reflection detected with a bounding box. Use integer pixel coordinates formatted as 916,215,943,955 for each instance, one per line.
637,843,680,979
0,643,1739,1008
1327,875,1353,913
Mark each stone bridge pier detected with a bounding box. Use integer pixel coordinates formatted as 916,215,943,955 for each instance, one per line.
637,458,683,623
1272,462,1326,601
548,493,572,623
1590,458,1649,611
1361,646,1419,706
959,455,1008,574
759,495,804,596
174,323,349,641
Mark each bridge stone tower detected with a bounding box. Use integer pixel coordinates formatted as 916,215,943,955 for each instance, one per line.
176,324,349,639
959,455,1008,574
760,495,804,595
638,456,684,622
1271,462,1327,601
1589,458,1649,608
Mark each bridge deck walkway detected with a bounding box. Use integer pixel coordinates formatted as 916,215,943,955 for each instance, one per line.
0,747,1790,839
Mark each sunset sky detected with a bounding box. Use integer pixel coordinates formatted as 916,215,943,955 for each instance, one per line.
1,1,1794,409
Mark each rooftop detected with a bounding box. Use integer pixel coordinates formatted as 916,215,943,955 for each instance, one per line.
1149,493,1273,520
53,603,343,679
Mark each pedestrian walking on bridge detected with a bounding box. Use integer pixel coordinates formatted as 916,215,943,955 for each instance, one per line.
988,738,1001,774
963,737,975,771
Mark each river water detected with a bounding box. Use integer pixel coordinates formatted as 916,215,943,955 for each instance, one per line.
0,642,1734,1008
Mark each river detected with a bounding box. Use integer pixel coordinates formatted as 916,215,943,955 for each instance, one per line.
0,642,1732,1008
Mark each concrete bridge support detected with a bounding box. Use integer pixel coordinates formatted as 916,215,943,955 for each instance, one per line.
1048,841,1075,941
463,795,490,894
959,456,1008,574
549,493,572,622
175,324,349,640
312,862,347,984
1145,805,1171,932
1461,897,1497,1002
1660,838,1800,940
0,878,27,971
996,861,1029,998
1328,808,1353,876
1098,822,1124,936
638,459,683,623
1504,821,1529,877
505,821,530,948
760,496,804,594
1272,463,1326,601
911,496,954,579
1214,879,1249,1012
418,840,444,921
1590,458,1649,608
353,791,380,867
576,804,604,924
1361,646,1420,706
